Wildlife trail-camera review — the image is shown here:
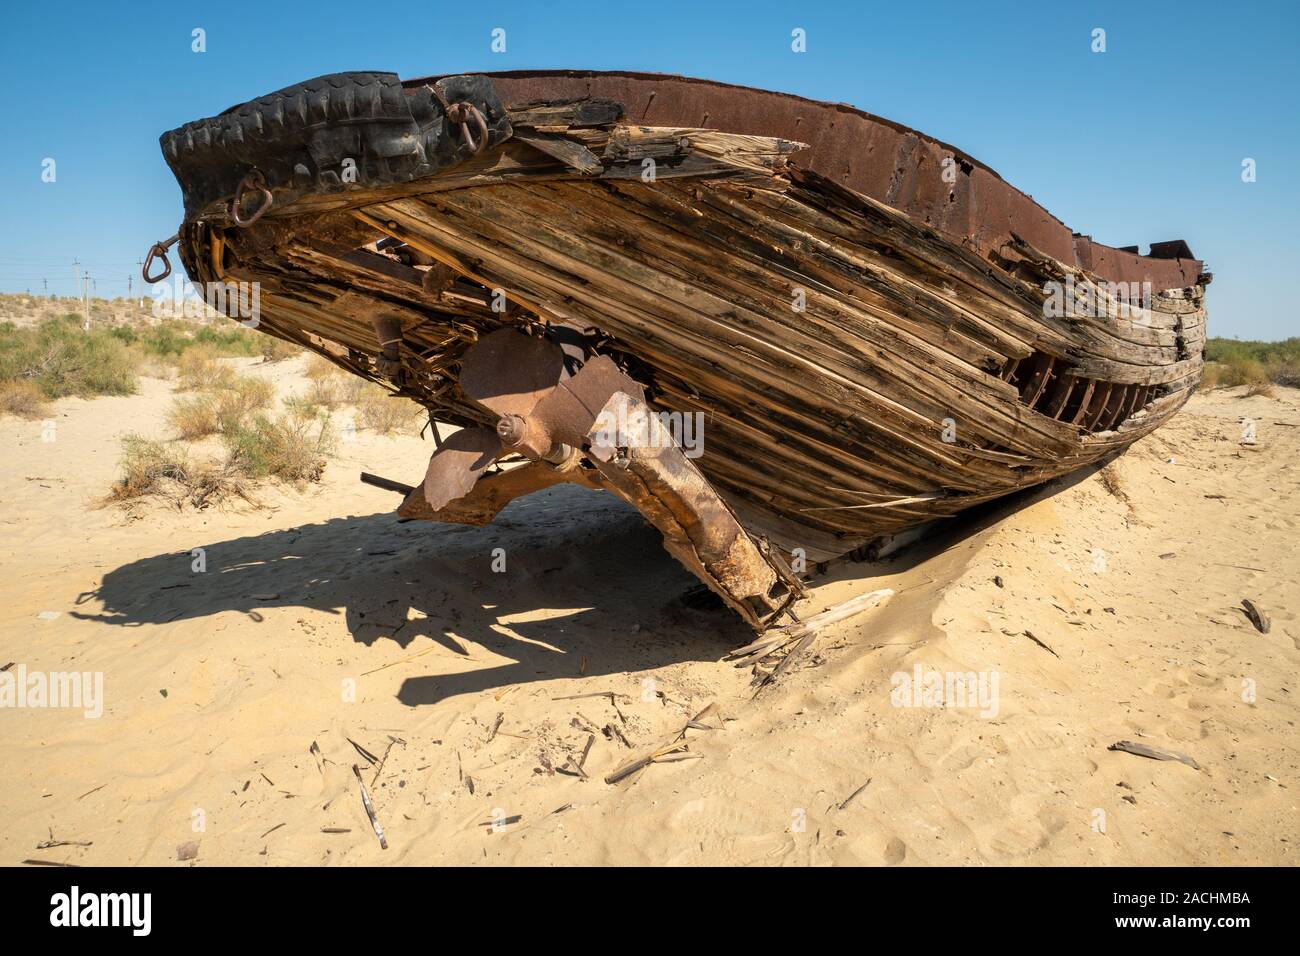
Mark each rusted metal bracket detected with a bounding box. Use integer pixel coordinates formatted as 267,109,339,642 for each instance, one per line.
584,391,782,629
393,328,787,630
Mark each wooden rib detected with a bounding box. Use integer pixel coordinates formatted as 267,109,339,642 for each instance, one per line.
1066,382,1097,426
1080,381,1110,430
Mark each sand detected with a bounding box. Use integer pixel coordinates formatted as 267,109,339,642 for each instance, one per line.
1,355,1296,866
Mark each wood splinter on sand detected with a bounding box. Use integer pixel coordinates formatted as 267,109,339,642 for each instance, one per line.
1108,740,1201,770
353,764,388,849
1240,598,1271,634
604,703,719,785
726,588,895,695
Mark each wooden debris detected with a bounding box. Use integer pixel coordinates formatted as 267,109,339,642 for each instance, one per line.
1108,740,1201,770
571,714,600,735
1021,629,1060,658
559,734,596,779
369,735,405,787
731,588,894,695
838,778,872,811
309,740,325,776
347,737,379,765
1240,598,1271,633
603,723,632,749
553,691,628,703
36,828,92,850
604,703,717,785
352,764,388,850
604,739,692,785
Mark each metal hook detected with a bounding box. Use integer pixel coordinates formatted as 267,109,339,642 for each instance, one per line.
445,101,489,156
230,169,274,226
142,233,179,284
425,86,490,157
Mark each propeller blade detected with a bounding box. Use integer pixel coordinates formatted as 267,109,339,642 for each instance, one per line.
527,355,645,449
421,427,502,511
459,328,566,418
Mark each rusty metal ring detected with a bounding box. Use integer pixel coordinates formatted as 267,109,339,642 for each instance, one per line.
142,234,179,284
230,169,274,227
446,102,489,156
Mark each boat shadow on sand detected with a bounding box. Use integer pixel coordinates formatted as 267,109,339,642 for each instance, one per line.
73,463,1111,706
73,484,753,706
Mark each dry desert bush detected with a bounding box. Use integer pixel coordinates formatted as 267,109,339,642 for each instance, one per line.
260,335,302,363
165,375,276,439
0,380,50,419
175,346,236,391
1097,461,1130,505
108,412,335,510
355,384,424,435
303,354,368,406
0,315,137,399
222,414,336,483
106,436,254,511
1202,338,1300,393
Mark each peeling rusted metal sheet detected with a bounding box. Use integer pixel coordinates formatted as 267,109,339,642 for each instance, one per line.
408,70,1203,291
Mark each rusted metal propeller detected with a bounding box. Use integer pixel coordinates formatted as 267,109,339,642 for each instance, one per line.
420,328,642,510
408,327,790,631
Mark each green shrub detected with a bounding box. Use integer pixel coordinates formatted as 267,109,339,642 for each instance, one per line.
1204,337,1300,391
0,320,137,398
165,375,275,439
223,414,335,483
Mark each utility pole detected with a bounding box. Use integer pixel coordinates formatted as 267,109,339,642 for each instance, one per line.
80,270,91,331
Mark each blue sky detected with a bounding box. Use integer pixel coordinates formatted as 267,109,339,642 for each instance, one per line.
0,0,1295,339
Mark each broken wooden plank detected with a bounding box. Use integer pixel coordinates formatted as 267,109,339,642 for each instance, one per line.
352,764,388,850
1240,598,1271,634
1108,740,1201,770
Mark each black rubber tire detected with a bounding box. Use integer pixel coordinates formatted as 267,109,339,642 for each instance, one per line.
160,72,510,222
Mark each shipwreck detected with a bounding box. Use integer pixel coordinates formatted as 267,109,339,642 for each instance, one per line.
147,70,1209,632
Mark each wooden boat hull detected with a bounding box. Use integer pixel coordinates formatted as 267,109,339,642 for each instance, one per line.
154,70,1208,626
